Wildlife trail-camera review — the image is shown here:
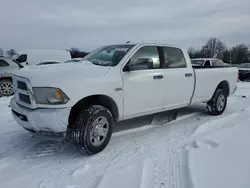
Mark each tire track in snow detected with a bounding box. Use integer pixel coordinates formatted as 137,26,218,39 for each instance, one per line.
2,88,250,188
24,142,79,188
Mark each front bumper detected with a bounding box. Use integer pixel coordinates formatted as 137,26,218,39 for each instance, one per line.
10,98,71,133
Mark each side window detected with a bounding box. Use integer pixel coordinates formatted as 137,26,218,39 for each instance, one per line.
0,59,10,67
16,54,27,63
204,60,211,66
124,46,160,71
162,47,186,68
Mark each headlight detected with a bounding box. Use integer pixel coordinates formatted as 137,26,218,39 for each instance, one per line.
33,87,69,105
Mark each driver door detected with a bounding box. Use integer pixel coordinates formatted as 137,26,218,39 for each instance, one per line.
122,46,165,118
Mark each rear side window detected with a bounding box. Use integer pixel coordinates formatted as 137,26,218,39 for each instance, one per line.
162,47,186,68
0,59,10,67
16,54,27,63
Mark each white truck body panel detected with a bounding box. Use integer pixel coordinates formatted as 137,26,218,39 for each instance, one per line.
192,68,238,103
10,43,238,133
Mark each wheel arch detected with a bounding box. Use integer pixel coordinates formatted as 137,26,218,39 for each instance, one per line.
215,80,230,97
68,94,119,127
0,76,12,81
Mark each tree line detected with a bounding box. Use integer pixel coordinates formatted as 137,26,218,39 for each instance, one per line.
1,38,249,64
188,38,249,64
0,48,18,57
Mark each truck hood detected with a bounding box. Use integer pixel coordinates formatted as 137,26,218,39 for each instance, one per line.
14,61,110,86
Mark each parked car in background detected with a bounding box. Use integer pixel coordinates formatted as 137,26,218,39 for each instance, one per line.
237,63,250,81
10,43,238,155
36,61,62,66
191,58,230,67
0,57,23,97
64,58,82,63
13,49,71,66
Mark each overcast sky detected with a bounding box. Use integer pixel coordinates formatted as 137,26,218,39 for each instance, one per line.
0,0,249,52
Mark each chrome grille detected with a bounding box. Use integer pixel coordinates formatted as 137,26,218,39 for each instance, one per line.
17,81,28,90
19,93,31,104
13,76,36,109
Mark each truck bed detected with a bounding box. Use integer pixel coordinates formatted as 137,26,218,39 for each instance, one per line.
191,67,238,104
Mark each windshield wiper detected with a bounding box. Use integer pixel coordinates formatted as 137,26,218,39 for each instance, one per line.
89,59,110,66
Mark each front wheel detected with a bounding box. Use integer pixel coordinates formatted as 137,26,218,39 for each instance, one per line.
206,89,227,116
72,105,114,155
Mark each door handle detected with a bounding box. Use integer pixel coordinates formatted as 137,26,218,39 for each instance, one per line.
153,75,164,80
185,73,193,77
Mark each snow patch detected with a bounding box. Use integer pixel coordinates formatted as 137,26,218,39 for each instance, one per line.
0,159,11,173
71,164,90,178
192,113,238,136
112,125,154,137
186,139,219,149
139,159,155,188
97,163,143,188
179,149,195,188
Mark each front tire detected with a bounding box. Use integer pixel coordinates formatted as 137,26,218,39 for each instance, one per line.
206,89,227,116
72,105,114,155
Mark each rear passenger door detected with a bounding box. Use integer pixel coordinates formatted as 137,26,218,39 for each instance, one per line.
160,46,194,109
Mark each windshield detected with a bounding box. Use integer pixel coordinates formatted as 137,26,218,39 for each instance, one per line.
238,63,250,68
191,60,205,65
82,45,135,66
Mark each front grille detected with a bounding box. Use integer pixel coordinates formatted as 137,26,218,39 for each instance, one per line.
19,93,31,104
14,76,36,109
17,81,28,90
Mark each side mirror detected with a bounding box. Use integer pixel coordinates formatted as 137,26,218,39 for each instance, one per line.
124,58,153,71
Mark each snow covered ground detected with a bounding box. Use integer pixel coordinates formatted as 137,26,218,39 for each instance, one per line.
0,82,250,188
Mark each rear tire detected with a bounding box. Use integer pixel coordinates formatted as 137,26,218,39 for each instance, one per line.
206,89,227,116
72,105,114,155
0,79,14,97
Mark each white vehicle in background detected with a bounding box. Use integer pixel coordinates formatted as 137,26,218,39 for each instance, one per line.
13,49,71,66
0,57,23,96
10,43,238,155
191,58,230,67
237,63,250,81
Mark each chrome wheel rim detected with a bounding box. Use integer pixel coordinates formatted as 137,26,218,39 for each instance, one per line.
0,82,13,96
217,94,225,111
90,116,109,146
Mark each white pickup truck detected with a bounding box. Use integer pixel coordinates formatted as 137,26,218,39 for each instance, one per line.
10,43,238,155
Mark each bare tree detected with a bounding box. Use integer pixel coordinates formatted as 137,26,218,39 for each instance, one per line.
6,49,17,57
231,44,248,64
188,47,202,59
222,49,231,64
202,38,226,58
69,47,88,58
0,48,3,56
